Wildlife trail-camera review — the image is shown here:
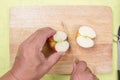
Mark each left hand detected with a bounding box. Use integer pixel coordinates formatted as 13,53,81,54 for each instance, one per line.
9,27,65,80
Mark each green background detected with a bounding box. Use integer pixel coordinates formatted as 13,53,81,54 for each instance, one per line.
0,0,120,80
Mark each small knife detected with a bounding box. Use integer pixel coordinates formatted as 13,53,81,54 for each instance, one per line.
118,26,120,80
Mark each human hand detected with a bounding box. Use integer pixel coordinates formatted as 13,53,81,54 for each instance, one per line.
9,27,65,80
70,61,99,80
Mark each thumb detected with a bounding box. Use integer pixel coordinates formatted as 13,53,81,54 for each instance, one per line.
47,52,65,67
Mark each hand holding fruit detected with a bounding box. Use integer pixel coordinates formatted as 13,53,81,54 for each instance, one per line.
49,31,69,52
0,27,98,80
1,27,65,80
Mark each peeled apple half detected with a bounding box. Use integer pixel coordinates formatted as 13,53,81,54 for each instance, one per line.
76,26,96,48
49,31,69,52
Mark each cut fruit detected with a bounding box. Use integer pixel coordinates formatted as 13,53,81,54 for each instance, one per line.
49,36,54,42
76,36,94,48
76,26,96,48
49,41,56,47
53,31,67,42
55,41,69,52
79,26,96,38
49,31,69,52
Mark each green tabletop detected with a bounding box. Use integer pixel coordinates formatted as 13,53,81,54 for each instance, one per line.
0,0,120,80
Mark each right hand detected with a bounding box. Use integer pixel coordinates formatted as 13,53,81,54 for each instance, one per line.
70,61,99,80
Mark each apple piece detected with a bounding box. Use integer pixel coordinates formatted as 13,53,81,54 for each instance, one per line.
49,31,69,52
79,26,96,38
76,26,96,48
55,41,69,52
53,31,67,42
76,32,81,38
76,36,94,48
49,41,56,48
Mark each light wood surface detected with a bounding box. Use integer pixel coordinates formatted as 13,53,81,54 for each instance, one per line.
10,6,112,74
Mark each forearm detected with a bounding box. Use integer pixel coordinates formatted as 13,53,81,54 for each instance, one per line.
0,71,17,80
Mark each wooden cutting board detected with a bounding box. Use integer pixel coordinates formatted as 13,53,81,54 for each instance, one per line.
9,6,112,74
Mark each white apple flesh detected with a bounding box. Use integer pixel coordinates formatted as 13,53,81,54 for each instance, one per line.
76,36,94,48
53,31,67,42
79,26,96,38
49,31,69,52
76,26,96,48
55,41,69,52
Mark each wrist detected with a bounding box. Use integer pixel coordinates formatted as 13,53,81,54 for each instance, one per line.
0,71,17,80
10,63,39,80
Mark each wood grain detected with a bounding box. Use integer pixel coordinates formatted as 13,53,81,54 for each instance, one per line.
9,6,112,74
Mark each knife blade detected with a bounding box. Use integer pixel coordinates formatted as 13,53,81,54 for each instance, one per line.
118,26,120,80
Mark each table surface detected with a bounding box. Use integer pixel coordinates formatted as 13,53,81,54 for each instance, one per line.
0,0,120,80
9,6,113,74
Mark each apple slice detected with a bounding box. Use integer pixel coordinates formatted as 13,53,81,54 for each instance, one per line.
79,26,96,38
54,31,67,42
55,41,69,52
76,36,94,48
49,31,69,52
76,26,96,48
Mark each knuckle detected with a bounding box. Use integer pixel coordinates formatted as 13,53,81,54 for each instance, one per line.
19,42,30,50
19,41,38,54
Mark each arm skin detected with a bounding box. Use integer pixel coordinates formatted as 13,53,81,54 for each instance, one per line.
1,27,65,80
0,27,99,80
0,71,16,80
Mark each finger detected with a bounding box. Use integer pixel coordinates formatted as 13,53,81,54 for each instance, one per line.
93,75,99,80
86,67,92,73
39,52,46,62
33,27,56,50
34,46,46,62
76,61,87,72
23,29,40,43
47,52,65,67
72,59,79,73
72,62,77,73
